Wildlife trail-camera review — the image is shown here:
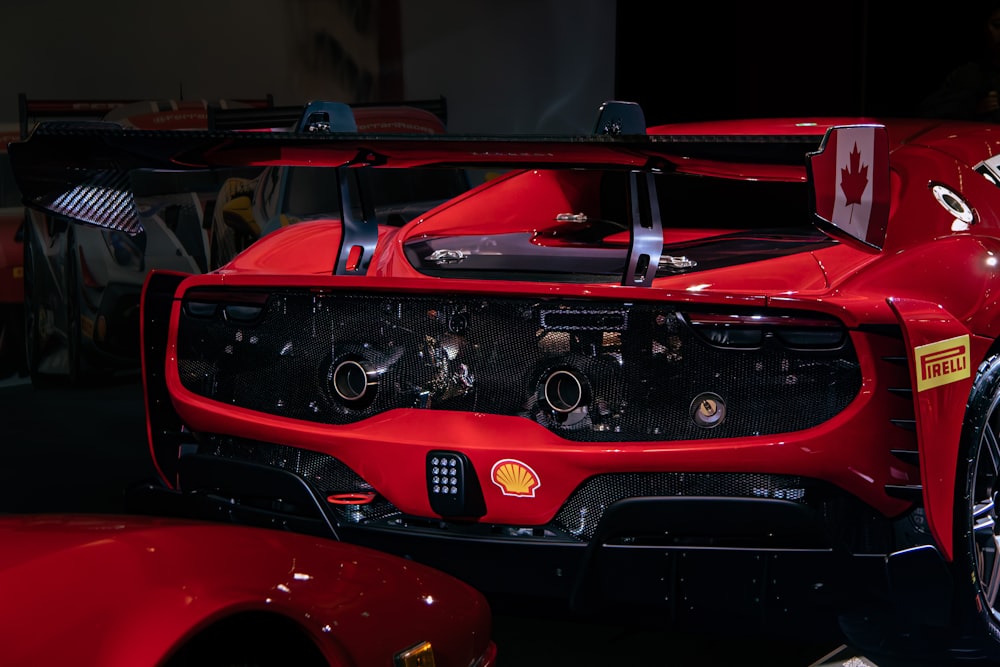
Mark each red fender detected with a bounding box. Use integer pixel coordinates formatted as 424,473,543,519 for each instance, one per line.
0,212,23,304
888,297,975,561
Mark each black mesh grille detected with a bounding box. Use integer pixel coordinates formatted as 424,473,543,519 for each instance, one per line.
176,290,861,441
554,472,811,540
198,434,401,524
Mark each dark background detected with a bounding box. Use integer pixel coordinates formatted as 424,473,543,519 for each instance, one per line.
2,4,981,663
2,2,987,131
615,1,983,124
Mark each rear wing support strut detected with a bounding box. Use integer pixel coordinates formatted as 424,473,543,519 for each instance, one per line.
623,171,662,286
334,167,378,275
592,101,661,287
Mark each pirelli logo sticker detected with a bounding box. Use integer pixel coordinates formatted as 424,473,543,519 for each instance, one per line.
915,334,970,392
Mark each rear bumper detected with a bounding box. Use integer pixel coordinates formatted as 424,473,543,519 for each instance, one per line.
338,518,889,633
127,451,950,636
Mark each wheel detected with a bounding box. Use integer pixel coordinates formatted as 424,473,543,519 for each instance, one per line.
844,353,1000,665
955,353,1000,660
163,614,329,667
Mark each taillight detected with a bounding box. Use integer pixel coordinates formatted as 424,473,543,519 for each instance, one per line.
680,311,846,350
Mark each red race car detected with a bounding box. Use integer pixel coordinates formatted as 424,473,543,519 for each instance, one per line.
12,100,1000,662
205,99,468,269
0,513,496,666
18,95,274,386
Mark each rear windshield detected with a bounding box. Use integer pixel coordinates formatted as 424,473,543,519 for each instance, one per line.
633,171,811,231
282,166,471,225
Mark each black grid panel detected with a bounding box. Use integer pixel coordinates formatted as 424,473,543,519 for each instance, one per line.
176,290,861,441
555,472,812,540
198,434,401,524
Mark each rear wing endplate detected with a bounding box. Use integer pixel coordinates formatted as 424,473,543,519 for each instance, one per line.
807,124,890,251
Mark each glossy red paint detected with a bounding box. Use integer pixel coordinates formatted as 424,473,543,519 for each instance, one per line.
164,363,917,523
0,514,495,667
139,114,1000,550
888,299,979,559
0,210,22,304
18,105,1000,658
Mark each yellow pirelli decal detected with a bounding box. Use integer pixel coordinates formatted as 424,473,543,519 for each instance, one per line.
12,266,22,279
915,334,970,392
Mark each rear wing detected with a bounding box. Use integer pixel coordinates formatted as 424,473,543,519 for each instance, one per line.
208,96,449,133
8,100,890,284
18,93,274,138
807,124,891,251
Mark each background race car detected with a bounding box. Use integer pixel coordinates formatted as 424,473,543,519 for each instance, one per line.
19,96,273,386
20,100,1000,665
206,99,471,270
20,96,469,386
0,124,25,379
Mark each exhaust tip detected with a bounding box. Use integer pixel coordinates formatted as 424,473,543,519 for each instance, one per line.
328,357,378,407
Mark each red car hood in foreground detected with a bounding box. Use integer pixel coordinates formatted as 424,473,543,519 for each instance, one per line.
0,514,495,667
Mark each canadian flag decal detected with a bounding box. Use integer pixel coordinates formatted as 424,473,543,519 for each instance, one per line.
841,142,868,206
808,125,890,250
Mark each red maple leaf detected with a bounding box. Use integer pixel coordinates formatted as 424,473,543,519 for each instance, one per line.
840,142,868,205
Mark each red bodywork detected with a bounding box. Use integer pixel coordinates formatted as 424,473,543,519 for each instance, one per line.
0,514,495,667
0,211,21,305
13,107,1000,640
152,117,1000,560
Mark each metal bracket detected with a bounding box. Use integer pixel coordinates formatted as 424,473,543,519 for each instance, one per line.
622,171,662,287
593,100,647,136
333,167,378,275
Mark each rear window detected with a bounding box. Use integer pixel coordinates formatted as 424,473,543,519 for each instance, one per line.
638,171,811,231
282,166,471,225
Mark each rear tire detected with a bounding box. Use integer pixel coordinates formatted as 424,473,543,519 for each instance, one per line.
954,353,1000,661
839,355,1000,665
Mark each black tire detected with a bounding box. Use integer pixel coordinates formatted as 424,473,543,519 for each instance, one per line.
954,353,1000,661
163,614,329,667
841,354,1000,666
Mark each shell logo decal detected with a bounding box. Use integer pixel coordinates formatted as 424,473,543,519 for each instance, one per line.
491,459,540,497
